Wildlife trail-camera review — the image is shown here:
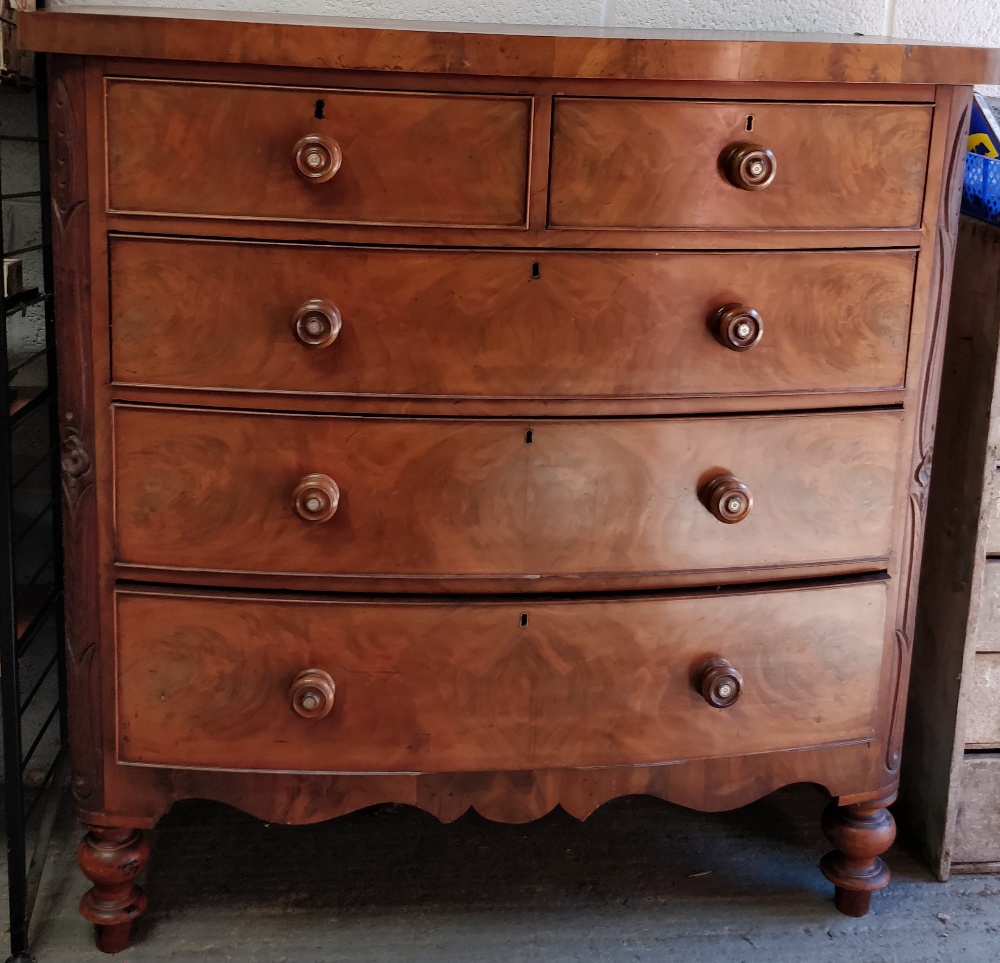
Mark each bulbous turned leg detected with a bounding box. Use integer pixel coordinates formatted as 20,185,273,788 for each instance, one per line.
820,793,896,917
77,825,149,953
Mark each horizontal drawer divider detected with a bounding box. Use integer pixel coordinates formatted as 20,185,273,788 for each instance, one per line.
106,228,924,256
107,396,905,421
113,568,890,607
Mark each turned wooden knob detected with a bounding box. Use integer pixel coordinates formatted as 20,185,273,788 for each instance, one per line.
723,143,777,191
293,134,342,183
293,473,340,522
289,669,336,719
714,303,763,351
697,657,744,708
703,473,753,524
293,299,342,348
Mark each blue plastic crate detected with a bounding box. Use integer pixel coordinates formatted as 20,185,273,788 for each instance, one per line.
963,151,1000,226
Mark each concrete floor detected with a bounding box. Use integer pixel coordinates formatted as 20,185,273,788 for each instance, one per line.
8,785,999,962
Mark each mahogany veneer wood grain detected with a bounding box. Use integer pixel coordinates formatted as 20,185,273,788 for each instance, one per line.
24,7,997,949
106,79,531,227
112,405,901,585
115,583,886,773
19,8,1000,85
550,99,931,230
110,237,916,404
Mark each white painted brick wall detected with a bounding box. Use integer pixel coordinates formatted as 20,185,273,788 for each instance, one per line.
895,0,1000,93
614,0,885,34
51,0,608,24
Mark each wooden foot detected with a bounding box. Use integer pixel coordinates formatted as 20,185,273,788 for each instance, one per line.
77,825,149,954
820,794,896,918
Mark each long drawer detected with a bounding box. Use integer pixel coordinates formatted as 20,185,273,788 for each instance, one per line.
113,405,902,583
105,79,532,227
110,237,916,402
549,98,932,230
115,582,887,773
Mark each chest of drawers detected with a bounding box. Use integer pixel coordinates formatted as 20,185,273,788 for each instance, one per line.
21,6,1000,953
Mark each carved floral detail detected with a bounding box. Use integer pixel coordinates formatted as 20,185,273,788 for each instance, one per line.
60,412,93,512
50,74,84,233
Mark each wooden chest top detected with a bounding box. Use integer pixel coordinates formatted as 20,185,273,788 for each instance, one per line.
20,6,1000,85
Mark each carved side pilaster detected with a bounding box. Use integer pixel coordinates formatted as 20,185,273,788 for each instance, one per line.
50,57,102,807
884,88,973,776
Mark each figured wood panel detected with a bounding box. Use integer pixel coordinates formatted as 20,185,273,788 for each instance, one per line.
112,405,901,583
110,237,915,402
550,99,931,230
965,654,1000,748
105,79,531,227
953,755,1000,864
115,582,887,773
19,10,1000,86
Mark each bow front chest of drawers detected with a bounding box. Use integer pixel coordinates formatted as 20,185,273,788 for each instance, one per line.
21,7,1000,952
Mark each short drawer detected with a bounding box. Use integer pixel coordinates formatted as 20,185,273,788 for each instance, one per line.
115,582,887,773
105,79,531,227
113,405,901,584
549,99,931,230
111,236,915,402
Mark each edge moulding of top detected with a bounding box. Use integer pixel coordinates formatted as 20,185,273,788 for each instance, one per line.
17,6,1000,86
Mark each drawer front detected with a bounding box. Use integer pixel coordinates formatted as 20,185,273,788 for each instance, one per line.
111,237,915,401
549,99,931,230
113,406,901,582
106,79,531,227
116,583,886,773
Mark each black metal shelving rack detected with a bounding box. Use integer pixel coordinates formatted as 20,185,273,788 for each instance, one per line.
0,5,67,960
